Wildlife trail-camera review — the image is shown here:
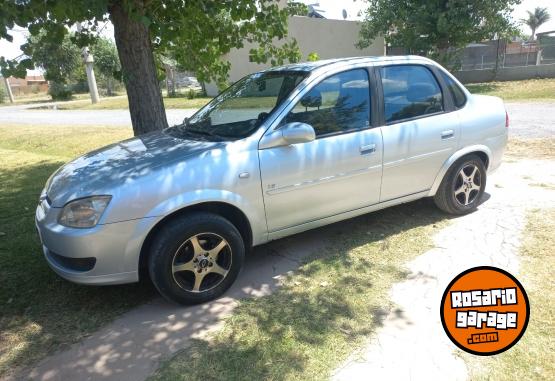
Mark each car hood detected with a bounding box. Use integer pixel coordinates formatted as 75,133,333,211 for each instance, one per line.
46,131,225,207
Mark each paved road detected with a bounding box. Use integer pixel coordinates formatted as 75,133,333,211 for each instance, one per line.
505,102,555,138
0,103,196,127
1,102,554,139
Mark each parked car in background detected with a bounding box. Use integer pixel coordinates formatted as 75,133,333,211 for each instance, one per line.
36,56,508,304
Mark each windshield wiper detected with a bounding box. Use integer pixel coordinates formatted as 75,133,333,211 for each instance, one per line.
185,128,223,139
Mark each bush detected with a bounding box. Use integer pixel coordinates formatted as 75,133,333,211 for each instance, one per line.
307,52,320,62
48,82,73,101
70,81,88,94
187,88,196,99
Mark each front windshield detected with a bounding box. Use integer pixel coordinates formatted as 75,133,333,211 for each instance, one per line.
169,71,308,140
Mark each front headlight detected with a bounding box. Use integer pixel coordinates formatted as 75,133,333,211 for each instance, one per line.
58,196,112,228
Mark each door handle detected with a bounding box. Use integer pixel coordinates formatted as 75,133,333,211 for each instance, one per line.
441,130,455,139
360,143,376,155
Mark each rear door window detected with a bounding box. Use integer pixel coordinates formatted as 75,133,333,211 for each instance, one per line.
380,65,443,124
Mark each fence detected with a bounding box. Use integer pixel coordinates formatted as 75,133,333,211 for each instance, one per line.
458,40,555,71
454,63,555,84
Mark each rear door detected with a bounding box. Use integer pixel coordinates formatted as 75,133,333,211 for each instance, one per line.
377,64,460,201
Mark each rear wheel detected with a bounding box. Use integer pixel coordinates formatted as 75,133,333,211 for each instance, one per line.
148,212,244,305
434,154,486,215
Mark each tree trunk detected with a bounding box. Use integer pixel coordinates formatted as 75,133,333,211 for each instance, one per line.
109,1,168,135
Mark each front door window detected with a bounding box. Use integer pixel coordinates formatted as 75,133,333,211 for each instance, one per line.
282,69,371,136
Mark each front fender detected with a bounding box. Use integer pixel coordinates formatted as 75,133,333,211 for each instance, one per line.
120,189,267,273
428,145,492,196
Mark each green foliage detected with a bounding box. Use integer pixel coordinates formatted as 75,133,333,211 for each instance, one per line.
307,51,320,62
160,1,303,84
358,0,521,67
91,37,121,80
90,37,121,95
22,31,86,99
48,82,74,101
23,32,82,84
1,0,302,85
287,2,309,17
522,7,551,40
0,82,6,103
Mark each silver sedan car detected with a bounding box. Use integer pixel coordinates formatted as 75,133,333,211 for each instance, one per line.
36,56,508,304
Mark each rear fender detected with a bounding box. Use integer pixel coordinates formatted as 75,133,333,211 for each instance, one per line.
428,145,492,196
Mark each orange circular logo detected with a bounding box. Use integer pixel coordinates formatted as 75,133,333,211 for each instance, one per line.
440,266,529,355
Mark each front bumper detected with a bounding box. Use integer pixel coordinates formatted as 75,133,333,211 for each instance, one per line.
35,198,143,285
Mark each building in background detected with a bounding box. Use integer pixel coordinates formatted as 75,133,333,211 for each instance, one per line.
7,74,48,96
537,30,555,64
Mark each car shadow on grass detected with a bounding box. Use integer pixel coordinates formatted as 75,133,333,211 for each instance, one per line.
150,199,459,381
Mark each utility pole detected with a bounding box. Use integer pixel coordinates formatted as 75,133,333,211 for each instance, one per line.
76,23,100,104
3,76,15,103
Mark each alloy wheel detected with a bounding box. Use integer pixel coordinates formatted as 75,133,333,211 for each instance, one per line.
453,164,482,206
171,232,232,293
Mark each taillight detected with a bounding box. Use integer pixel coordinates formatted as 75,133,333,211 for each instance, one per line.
505,111,509,128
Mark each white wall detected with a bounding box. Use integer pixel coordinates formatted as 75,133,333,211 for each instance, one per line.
205,16,385,95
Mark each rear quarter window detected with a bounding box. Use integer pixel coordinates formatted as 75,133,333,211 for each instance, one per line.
439,71,467,109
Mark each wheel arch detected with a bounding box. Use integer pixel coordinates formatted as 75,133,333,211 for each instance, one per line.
428,145,491,197
138,201,254,280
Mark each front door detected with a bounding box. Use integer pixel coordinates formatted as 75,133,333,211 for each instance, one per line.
258,68,383,232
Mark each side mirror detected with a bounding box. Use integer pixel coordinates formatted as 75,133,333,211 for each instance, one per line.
259,122,316,149
182,117,190,126
281,122,316,145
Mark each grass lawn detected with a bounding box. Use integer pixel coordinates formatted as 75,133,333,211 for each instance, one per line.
0,121,551,379
37,95,278,111
462,208,555,380
0,92,93,107
505,137,555,160
0,124,155,378
54,95,212,110
150,204,450,381
466,78,555,102
0,122,452,380
1,92,211,110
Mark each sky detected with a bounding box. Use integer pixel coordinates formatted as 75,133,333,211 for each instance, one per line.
1,0,554,63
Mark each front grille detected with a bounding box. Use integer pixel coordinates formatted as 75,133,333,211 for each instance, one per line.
48,251,96,272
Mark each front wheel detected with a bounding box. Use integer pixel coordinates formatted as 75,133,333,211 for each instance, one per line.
434,154,487,215
148,213,245,305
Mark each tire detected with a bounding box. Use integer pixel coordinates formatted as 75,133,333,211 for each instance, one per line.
434,154,487,215
148,212,245,305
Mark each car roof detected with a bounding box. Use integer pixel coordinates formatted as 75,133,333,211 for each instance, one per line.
265,55,437,73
